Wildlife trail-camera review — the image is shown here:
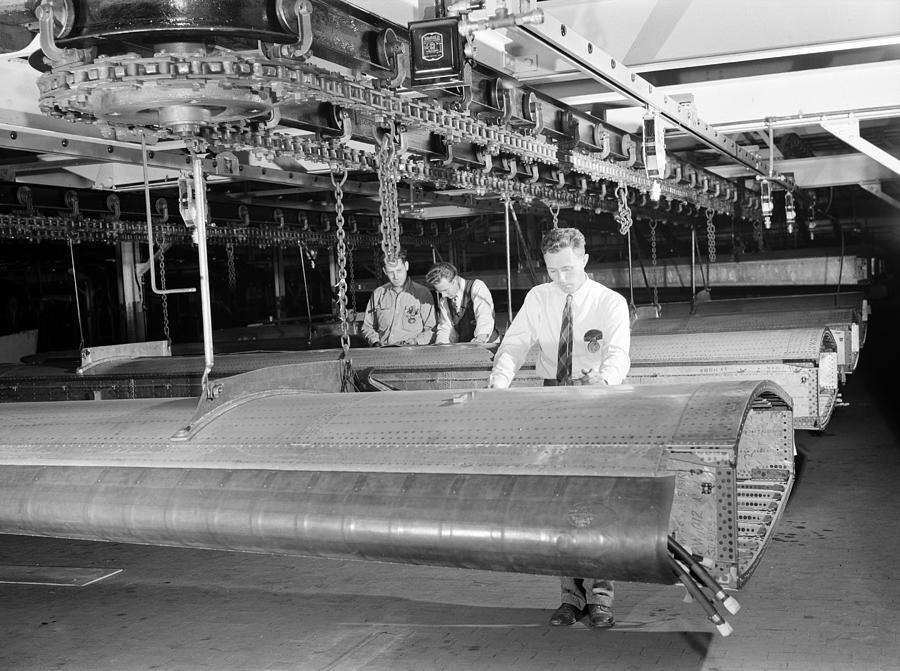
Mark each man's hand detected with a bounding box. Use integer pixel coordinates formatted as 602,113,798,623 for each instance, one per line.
471,335,488,344
577,367,607,385
368,339,383,347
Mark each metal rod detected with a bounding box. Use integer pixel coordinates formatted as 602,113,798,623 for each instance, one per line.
299,243,313,347
690,226,696,309
503,195,513,325
190,153,215,393
669,554,732,636
508,202,539,286
668,536,740,615
67,238,85,351
626,229,635,309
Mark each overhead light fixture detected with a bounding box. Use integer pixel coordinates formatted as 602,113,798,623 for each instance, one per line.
642,111,667,180
759,179,773,229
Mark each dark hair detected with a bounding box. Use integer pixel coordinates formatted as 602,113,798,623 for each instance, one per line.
425,261,457,286
540,227,586,255
381,247,408,265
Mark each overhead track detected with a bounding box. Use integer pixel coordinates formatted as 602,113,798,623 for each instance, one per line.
516,12,772,180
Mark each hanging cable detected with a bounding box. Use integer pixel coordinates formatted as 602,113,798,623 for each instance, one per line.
627,231,636,314
503,193,514,327
508,201,539,286
67,238,86,351
298,240,313,347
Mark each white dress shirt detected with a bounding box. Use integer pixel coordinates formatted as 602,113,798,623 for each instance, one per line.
435,277,496,344
489,278,630,388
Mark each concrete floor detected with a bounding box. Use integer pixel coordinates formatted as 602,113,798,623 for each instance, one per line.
2,300,899,670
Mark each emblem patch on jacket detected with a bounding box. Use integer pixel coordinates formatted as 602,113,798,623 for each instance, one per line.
584,329,604,353
405,305,420,324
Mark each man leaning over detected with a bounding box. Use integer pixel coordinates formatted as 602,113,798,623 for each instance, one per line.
488,226,630,629
425,261,498,344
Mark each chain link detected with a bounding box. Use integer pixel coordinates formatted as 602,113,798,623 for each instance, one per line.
706,208,717,264
614,184,633,235
158,234,171,343
649,220,659,306
753,217,764,252
376,125,401,261
549,202,560,229
347,240,357,319
225,242,236,290
331,167,351,366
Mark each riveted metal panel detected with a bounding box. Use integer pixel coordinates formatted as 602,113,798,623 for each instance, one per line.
0,378,793,588
631,328,832,364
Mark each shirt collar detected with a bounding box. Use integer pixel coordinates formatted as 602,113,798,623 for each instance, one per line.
550,277,591,298
389,277,412,293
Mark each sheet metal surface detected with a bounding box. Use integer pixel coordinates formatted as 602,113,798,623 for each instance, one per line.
658,292,867,319
628,328,839,431
0,379,794,587
630,328,835,364
633,308,861,375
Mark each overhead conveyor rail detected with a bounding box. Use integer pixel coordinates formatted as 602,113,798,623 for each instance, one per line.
0,371,793,591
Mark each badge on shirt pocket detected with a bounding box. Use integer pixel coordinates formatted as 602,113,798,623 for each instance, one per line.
405,305,419,324
584,328,604,353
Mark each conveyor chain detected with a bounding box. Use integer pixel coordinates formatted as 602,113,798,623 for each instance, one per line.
0,213,390,248
39,51,748,218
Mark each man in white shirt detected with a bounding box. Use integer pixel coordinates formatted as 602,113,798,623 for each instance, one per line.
425,262,498,344
488,227,631,629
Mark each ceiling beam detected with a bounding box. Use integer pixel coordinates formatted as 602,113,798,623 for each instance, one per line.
821,118,900,178
859,180,900,211
552,61,900,134
516,11,767,176
709,152,897,189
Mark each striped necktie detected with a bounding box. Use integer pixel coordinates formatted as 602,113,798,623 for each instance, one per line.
556,294,573,384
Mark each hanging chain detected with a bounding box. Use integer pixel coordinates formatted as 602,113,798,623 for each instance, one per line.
753,217,764,252
347,240,357,319
549,202,560,228
706,208,717,263
376,124,401,261
226,242,236,290
614,183,633,235
649,220,659,306
158,234,171,343
331,167,351,366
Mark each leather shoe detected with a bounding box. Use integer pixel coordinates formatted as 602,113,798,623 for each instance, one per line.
586,604,615,628
548,603,582,626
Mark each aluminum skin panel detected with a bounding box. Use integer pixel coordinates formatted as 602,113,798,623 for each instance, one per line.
633,309,859,376
630,328,834,365
0,466,675,583
658,292,868,319
628,329,838,431
0,379,794,588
